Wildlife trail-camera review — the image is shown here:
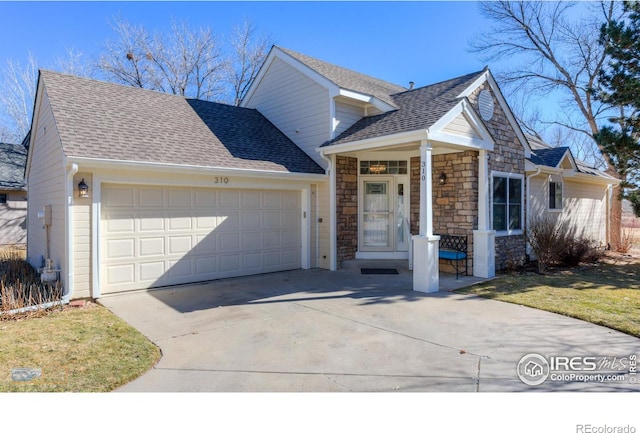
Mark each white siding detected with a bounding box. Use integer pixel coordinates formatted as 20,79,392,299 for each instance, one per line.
441,113,481,139
73,172,92,298
316,180,331,270
0,190,27,245
334,100,364,137
244,57,330,168
529,174,608,246
563,179,608,244
26,90,67,279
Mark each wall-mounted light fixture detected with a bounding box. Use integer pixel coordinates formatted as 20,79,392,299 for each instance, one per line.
438,172,447,185
78,178,89,198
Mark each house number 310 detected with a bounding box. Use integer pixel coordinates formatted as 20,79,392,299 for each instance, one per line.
214,177,229,184
421,161,426,181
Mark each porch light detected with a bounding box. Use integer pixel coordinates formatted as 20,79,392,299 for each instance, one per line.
369,163,386,174
439,172,447,185
78,178,89,198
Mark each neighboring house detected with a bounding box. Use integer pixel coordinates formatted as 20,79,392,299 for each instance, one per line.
0,139,28,246
25,46,617,300
526,134,618,251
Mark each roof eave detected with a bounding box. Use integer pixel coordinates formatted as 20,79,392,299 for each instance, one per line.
68,156,328,181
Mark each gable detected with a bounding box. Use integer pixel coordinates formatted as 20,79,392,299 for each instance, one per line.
440,112,484,141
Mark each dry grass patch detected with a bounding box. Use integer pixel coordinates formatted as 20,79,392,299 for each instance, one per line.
457,255,640,338
0,303,160,392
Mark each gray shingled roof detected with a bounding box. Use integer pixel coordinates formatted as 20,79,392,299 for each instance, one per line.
40,70,323,174
0,142,27,190
279,47,407,107
526,134,616,180
528,146,570,167
323,69,486,147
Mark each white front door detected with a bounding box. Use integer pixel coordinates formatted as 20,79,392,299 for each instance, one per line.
359,176,409,253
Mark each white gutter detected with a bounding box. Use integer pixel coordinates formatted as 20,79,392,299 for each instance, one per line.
64,161,78,302
525,166,542,256
70,156,327,182
320,152,337,271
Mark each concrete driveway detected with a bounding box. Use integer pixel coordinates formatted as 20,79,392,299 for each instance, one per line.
99,268,639,392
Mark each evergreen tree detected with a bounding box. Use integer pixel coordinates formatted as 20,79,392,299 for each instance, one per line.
596,1,640,216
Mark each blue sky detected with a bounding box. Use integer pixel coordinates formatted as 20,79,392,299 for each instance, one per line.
1,1,493,90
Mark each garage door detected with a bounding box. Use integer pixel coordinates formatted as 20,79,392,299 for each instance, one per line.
101,184,302,293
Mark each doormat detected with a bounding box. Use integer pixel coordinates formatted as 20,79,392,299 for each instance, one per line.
361,268,398,275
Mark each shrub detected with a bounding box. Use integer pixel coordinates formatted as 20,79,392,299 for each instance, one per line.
527,217,601,273
0,246,63,317
527,217,561,273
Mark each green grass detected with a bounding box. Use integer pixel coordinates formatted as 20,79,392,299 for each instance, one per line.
0,304,160,392
457,260,640,338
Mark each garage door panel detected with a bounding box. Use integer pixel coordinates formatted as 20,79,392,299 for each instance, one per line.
219,190,240,207
139,237,165,256
106,238,135,259
106,263,135,285
196,190,216,207
139,213,165,231
220,232,240,250
104,187,135,207
169,236,192,254
105,213,136,233
169,189,192,207
242,191,261,208
139,261,165,282
220,254,240,272
217,212,240,231
102,185,302,293
242,232,262,249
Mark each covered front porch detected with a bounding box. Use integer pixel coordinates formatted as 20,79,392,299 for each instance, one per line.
321,109,497,292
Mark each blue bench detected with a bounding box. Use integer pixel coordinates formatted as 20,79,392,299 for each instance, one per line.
436,234,468,279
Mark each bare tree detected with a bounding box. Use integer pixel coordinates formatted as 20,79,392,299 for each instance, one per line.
470,1,625,249
95,17,226,100
0,55,38,143
225,20,271,106
0,49,90,144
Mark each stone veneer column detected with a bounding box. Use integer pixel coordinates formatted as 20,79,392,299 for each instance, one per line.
335,156,358,266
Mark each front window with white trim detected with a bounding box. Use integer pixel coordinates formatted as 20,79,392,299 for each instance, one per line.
492,173,523,234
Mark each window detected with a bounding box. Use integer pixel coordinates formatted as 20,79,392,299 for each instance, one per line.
0,194,6,204
492,174,523,233
360,160,407,175
549,180,562,210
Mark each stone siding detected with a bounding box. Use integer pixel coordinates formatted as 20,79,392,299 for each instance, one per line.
468,83,527,270
336,155,358,265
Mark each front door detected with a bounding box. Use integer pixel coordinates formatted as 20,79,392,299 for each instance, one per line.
360,176,409,253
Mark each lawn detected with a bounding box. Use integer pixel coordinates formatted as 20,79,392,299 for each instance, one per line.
0,303,160,392
457,255,640,338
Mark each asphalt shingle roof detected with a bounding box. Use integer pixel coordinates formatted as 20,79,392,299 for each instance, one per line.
526,134,616,180
0,142,27,190
528,146,570,168
323,69,486,147
279,47,407,107
40,70,324,175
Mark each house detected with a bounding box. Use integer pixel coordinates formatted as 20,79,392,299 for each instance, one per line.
25,46,618,300
526,134,618,251
0,139,28,246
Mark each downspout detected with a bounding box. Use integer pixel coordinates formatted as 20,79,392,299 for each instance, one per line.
525,167,542,257
320,151,337,271
64,162,78,302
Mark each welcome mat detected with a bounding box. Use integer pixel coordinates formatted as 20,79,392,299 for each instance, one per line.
361,268,398,275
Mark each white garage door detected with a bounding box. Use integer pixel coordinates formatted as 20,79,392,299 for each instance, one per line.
101,184,302,293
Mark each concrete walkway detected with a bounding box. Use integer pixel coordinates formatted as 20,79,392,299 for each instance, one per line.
99,268,640,392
